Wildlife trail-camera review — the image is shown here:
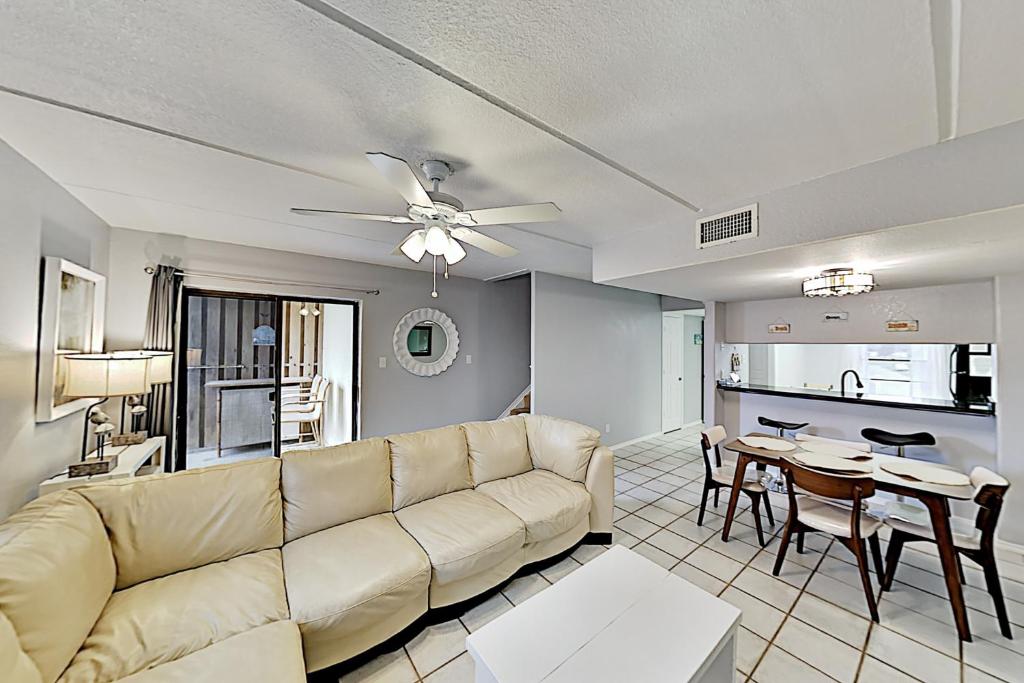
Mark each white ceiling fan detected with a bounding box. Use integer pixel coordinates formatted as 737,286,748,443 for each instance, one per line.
291,153,561,296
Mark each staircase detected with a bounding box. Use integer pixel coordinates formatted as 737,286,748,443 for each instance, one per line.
501,386,532,418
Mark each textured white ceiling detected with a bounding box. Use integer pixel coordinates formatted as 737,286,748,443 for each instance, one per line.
0,1,1022,287
603,204,1024,302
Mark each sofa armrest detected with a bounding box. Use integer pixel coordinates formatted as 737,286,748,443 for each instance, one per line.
584,446,614,534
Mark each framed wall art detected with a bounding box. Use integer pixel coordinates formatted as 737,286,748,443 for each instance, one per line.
36,257,107,422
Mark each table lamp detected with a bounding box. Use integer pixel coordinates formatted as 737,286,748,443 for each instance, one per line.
63,352,152,477
108,350,173,441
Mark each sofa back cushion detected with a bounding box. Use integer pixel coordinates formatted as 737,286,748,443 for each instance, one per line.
79,458,283,589
0,491,114,683
524,415,601,483
464,417,532,485
389,425,471,510
281,438,392,542
0,610,41,683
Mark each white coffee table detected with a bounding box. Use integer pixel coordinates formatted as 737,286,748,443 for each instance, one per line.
466,545,740,682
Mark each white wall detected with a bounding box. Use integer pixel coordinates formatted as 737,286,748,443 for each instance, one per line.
0,140,110,516
724,281,995,344
105,228,531,439
532,272,661,444
995,274,1024,548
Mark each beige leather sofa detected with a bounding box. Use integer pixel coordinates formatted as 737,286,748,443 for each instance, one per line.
0,415,613,682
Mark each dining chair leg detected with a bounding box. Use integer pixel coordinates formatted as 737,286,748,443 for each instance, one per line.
697,484,711,526
762,492,775,526
852,538,881,623
882,530,906,591
979,552,1014,638
957,555,967,585
868,534,885,579
773,519,795,576
748,492,766,546
796,531,805,554
713,487,720,508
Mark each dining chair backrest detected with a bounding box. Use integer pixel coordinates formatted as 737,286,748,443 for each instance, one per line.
969,467,1009,544
700,426,727,472
795,433,872,452
316,377,331,402
782,462,876,538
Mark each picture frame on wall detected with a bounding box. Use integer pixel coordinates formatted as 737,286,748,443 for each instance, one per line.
36,257,107,423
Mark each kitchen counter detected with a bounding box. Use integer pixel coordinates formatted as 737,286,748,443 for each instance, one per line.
717,382,995,417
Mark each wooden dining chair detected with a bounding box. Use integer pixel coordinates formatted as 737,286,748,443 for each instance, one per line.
699,426,774,546
773,462,885,622
881,467,1012,638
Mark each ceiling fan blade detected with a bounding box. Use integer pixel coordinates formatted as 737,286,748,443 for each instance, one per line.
365,153,435,209
290,208,414,223
461,202,561,226
450,227,519,257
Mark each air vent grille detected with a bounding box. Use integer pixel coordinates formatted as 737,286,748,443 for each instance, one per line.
696,204,758,248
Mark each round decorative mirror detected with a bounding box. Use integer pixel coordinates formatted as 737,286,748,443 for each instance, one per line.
393,308,460,376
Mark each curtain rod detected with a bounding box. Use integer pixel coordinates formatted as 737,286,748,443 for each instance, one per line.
145,265,381,295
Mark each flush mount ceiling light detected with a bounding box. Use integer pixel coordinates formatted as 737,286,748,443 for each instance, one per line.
802,268,875,297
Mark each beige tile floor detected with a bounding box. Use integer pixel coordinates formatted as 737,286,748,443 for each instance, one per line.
338,426,1024,682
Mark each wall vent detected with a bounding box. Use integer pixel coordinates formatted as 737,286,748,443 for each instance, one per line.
696,204,758,249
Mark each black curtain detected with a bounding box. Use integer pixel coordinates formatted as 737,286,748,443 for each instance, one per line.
142,266,182,449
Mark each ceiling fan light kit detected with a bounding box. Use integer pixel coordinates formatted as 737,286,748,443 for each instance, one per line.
802,268,876,297
291,152,561,297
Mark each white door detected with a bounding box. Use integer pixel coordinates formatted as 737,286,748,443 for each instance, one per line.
662,315,684,432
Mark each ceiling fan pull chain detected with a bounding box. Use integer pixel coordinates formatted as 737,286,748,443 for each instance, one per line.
444,258,449,280
431,255,439,298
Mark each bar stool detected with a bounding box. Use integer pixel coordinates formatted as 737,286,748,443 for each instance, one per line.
758,417,809,438
860,428,935,458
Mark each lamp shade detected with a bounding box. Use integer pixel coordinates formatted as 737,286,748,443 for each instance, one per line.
64,353,152,398
142,350,173,384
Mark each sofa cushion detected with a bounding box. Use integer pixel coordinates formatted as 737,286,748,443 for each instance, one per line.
524,415,600,483
395,490,525,586
283,513,430,671
464,417,532,486
79,458,283,589
59,549,288,683
0,491,114,683
281,438,391,542
477,469,592,543
0,610,42,683
389,425,471,510
112,621,305,683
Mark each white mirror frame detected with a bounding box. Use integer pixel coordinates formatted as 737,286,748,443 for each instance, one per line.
393,308,460,377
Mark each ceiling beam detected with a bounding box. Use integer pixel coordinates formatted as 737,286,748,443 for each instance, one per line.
291,0,702,213
930,0,962,142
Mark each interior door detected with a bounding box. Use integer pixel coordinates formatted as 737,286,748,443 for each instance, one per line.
662,315,684,432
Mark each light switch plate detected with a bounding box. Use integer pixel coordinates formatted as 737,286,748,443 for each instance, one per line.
378,356,387,368
466,354,472,364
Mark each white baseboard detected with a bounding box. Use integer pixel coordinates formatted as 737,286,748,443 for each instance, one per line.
607,431,663,450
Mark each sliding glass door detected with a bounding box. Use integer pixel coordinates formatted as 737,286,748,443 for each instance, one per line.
175,289,359,470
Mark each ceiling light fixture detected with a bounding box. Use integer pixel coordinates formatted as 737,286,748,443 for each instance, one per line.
400,229,427,262
802,268,875,297
424,225,449,256
443,238,466,266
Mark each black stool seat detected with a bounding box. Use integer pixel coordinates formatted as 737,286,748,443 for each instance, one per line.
860,428,936,447
758,417,809,432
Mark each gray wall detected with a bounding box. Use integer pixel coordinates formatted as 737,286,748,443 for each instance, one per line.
724,281,995,344
0,140,110,517
995,273,1024,546
106,228,531,439
532,272,661,444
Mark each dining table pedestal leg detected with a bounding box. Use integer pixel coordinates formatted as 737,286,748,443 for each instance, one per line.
721,453,751,542
922,493,972,642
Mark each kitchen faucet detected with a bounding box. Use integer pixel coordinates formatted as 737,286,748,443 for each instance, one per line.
840,369,864,397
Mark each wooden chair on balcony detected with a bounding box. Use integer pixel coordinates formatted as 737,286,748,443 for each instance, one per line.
281,377,330,446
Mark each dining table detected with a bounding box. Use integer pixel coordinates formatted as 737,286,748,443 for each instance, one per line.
722,432,977,642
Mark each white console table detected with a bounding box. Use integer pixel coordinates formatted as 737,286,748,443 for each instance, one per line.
39,436,165,496
467,545,740,682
